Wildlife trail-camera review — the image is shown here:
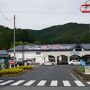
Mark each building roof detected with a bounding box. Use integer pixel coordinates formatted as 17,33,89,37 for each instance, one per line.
81,44,90,50
0,50,9,58
7,44,90,52
0,50,8,54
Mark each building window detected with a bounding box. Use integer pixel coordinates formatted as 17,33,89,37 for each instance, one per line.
36,51,41,55
75,45,82,51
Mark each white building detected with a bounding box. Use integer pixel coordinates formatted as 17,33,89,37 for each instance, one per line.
7,44,90,65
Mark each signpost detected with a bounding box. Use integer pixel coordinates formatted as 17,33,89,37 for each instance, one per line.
9,60,15,69
80,0,90,74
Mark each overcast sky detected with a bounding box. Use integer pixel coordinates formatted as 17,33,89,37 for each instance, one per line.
0,0,90,29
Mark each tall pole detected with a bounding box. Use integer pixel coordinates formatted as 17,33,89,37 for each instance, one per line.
14,15,16,64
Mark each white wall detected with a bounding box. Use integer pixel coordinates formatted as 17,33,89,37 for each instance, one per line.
8,50,90,64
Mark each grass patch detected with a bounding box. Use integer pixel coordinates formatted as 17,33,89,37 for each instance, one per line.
73,66,90,81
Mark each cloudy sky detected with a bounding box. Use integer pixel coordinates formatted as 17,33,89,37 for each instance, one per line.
0,0,90,29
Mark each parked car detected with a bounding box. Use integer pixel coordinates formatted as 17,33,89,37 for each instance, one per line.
68,60,80,65
41,61,55,65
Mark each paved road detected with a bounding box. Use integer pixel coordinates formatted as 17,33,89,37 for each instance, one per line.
0,65,90,89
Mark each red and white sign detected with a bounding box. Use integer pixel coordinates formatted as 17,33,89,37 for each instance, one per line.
80,0,90,13
9,60,15,64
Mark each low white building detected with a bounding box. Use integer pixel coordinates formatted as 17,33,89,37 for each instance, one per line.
7,44,90,65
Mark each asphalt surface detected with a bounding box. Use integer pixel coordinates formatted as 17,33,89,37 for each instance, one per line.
0,65,90,90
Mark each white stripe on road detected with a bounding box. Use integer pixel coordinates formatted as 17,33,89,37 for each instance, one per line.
37,80,46,86
74,81,85,86
50,80,58,86
63,80,71,86
87,82,90,85
0,80,4,83
11,80,25,86
24,80,36,86
70,73,78,80
0,80,14,85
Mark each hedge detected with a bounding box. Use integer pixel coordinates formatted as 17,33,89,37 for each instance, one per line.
0,65,32,76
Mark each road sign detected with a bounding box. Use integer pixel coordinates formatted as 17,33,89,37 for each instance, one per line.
80,0,90,13
9,60,15,64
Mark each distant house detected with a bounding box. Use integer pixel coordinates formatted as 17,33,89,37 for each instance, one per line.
7,44,90,65
0,50,10,69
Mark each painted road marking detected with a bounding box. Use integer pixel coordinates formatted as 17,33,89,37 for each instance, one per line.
87,82,90,85
24,80,36,86
0,80,4,83
11,80,25,86
70,73,78,80
37,80,46,86
74,80,85,86
50,80,58,86
0,80,14,85
63,80,71,86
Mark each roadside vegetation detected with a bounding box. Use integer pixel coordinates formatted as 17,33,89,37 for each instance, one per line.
0,23,90,49
0,65,32,77
73,66,90,81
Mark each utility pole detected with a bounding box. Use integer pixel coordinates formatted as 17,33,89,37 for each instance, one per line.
14,14,16,67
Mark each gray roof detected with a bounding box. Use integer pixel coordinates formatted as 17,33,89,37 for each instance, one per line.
8,44,76,51
81,44,90,50
0,50,8,54
7,44,90,52
0,50,9,58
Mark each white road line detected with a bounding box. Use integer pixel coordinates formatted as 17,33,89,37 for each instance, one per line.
11,80,25,86
50,80,58,86
70,73,78,81
37,80,46,86
0,80,4,83
0,80,14,85
24,80,36,86
74,80,85,86
87,82,90,85
63,80,71,86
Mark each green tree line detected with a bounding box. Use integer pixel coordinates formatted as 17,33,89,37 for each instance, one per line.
0,23,90,49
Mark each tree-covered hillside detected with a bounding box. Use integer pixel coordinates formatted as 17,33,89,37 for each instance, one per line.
0,23,90,49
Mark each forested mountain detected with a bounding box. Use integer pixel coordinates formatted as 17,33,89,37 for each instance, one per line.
0,23,90,49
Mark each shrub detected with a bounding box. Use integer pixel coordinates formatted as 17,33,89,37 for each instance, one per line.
18,65,33,70
0,68,23,76
73,66,90,81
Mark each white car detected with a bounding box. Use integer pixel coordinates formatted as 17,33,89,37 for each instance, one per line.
69,60,80,65
41,61,55,65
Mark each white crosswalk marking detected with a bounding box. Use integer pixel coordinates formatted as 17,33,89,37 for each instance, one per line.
37,80,46,86
74,80,85,86
0,80,4,83
0,80,14,85
11,80,25,86
87,82,90,85
50,80,58,86
63,80,71,86
24,80,36,86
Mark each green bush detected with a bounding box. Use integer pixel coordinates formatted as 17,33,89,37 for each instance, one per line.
18,65,33,70
74,66,85,75
0,65,32,76
0,68,23,75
